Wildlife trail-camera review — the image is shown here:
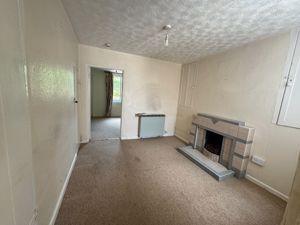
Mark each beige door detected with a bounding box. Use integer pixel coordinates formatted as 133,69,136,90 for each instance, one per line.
281,153,300,225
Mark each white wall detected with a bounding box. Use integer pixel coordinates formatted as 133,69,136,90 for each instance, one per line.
78,45,182,141
175,33,300,198
23,0,79,224
1,1,78,224
0,0,36,224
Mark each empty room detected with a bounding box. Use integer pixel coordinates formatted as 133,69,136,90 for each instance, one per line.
90,67,123,141
1,0,300,225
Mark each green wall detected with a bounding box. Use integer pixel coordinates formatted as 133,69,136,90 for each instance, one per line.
91,68,106,117
91,68,122,117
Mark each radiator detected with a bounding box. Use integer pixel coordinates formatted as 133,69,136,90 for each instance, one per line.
137,114,165,138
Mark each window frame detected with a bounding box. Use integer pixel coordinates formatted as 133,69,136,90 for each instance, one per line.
112,73,123,103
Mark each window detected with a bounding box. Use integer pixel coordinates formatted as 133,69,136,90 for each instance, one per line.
113,74,122,103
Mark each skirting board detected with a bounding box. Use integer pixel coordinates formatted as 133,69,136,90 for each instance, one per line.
121,136,139,140
29,210,38,225
163,133,174,137
245,174,289,202
175,134,189,144
49,153,77,225
80,138,89,144
121,134,174,140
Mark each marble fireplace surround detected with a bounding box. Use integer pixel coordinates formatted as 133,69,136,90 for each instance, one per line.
188,113,255,178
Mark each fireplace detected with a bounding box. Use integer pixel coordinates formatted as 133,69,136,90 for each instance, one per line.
181,113,255,179
204,131,223,155
202,131,223,162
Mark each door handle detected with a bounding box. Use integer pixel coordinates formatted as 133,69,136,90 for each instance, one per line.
286,79,294,87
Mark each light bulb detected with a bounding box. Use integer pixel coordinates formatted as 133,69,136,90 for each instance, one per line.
165,33,169,46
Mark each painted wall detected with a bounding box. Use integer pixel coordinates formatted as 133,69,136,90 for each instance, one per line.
91,68,106,117
111,102,122,117
91,68,122,117
78,45,182,141
175,33,300,197
23,0,78,224
0,0,36,224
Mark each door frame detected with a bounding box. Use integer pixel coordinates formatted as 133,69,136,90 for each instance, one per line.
73,65,80,149
87,64,124,140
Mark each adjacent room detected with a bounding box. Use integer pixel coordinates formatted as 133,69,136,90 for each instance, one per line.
90,67,123,140
1,0,300,225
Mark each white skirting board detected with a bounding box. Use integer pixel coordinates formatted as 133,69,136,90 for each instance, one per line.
163,133,174,137
49,153,77,225
174,134,189,144
245,174,289,202
80,138,90,144
121,136,139,140
121,133,174,140
29,210,38,225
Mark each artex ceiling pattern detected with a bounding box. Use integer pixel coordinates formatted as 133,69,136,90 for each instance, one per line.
62,0,300,63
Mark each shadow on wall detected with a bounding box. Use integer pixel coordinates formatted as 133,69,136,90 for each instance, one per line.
146,83,162,111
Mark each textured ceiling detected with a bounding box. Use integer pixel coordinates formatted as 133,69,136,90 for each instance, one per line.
62,0,300,63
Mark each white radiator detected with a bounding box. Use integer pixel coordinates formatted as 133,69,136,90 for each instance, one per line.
137,113,165,138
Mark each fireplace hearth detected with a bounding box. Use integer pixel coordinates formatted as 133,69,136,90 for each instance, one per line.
177,113,255,180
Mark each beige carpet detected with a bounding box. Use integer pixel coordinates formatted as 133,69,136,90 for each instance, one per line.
91,118,121,140
55,137,285,225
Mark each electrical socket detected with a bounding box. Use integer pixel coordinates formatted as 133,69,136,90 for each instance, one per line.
251,155,266,166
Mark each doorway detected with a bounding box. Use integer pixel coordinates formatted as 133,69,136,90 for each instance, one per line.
90,67,123,140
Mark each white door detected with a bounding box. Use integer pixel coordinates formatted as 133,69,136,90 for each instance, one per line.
278,31,300,128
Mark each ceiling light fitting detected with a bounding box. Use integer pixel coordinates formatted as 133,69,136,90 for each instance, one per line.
104,43,111,48
163,24,172,46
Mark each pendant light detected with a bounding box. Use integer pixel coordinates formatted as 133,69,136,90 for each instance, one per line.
163,25,172,46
